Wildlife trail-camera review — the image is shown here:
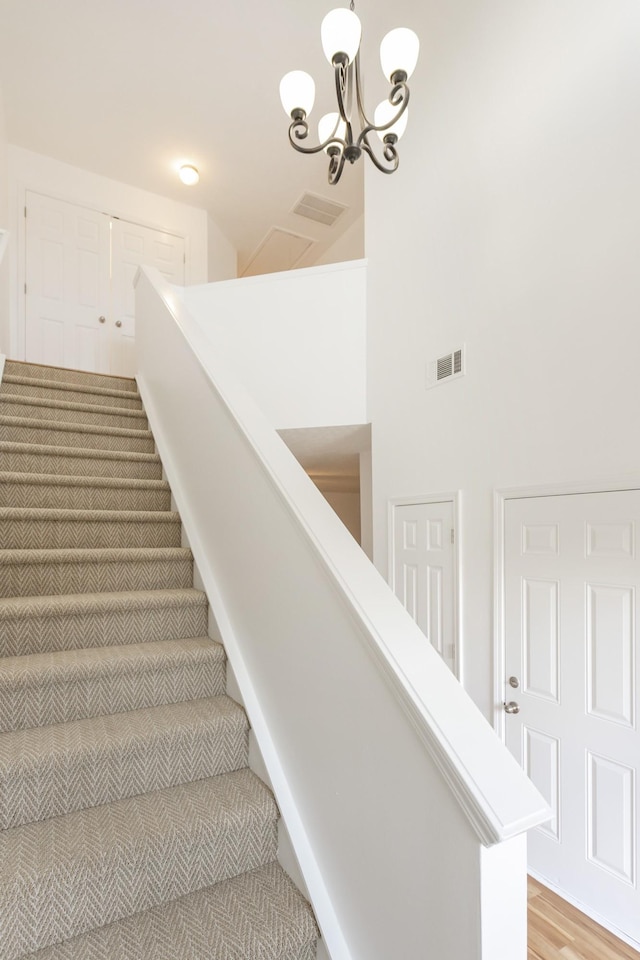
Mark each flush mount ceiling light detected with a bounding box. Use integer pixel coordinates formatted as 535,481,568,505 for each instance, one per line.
279,2,419,185
178,164,199,186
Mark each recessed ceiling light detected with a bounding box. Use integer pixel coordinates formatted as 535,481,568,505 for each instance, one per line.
178,164,199,186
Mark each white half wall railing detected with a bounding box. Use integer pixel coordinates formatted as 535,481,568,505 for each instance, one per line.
179,260,367,430
135,266,550,960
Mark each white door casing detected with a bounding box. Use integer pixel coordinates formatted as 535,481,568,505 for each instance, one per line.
502,488,640,948
25,192,111,373
389,496,458,675
25,192,185,377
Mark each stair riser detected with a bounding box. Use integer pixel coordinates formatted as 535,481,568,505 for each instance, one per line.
0,600,208,658
1,379,143,410
0,397,149,431
0,556,193,598
0,714,247,828
0,801,278,959
4,361,138,393
0,517,181,550
0,447,163,480
0,481,171,512
0,659,227,732
0,421,155,453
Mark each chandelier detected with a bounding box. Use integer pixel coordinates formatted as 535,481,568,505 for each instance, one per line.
279,3,419,185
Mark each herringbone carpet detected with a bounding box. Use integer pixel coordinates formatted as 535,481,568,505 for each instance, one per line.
0,359,318,960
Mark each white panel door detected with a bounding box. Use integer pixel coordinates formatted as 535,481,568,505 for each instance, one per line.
25,192,110,372
504,491,640,945
110,219,185,378
391,500,456,673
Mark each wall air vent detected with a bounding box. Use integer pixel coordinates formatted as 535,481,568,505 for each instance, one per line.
426,346,466,390
292,192,347,227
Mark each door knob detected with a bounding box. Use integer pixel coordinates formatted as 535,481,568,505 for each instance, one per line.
504,701,520,715
98,315,106,324
115,320,122,328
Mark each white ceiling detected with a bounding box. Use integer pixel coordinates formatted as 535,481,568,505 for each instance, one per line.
0,0,370,273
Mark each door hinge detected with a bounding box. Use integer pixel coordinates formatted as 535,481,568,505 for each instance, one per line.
183,253,186,265
24,283,27,295
450,528,455,545
24,206,27,218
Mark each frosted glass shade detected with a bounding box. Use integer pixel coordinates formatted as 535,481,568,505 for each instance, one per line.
321,8,362,64
374,99,408,141
318,112,347,150
178,164,199,185
379,27,419,80
280,70,316,117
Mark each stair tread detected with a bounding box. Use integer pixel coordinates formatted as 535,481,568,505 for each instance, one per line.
27,862,318,960
0,546,192,564
0,471,169,491
4,360,138,393
0,768,275,877
0,587,206,620
0,636,222,688
2,373,142,403
0,440,160,463
0,412,153,439
0,506,180,522
0,393,148,421
0,695,244,768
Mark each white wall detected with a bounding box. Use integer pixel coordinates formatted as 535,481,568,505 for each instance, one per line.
207,214,237,282
0,86,9,353
314,215,364,268
365,0,640,718
180,260,367,429
7,145,212,358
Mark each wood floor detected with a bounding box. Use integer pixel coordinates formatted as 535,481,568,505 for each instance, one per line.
528,877,640,960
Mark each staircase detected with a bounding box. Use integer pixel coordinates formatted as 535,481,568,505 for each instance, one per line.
0,359,319,960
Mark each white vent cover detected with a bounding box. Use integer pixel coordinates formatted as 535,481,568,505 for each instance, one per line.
292,192,347,227
426,346,465,389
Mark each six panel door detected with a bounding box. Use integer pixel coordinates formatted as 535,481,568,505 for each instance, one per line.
504,491,640,946
25,192,111,373
391,499,457,673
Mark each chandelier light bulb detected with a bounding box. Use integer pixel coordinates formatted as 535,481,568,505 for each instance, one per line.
280,70,316,117
318,112,347,151
374,99,409,141
321,8,362,65
379,27,420,81
178,164,199,186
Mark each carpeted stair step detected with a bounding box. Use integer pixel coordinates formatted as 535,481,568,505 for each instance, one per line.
0,441,163,480
0,547,193,598
0,769,278,960
3,359,138,394
27,862,319,960
0,507,182,550
0,588,208,657
0,472,171,511
0,696,247,827
0,414,155,453
0,394,149,431
0,374,144,411
0,637,226,731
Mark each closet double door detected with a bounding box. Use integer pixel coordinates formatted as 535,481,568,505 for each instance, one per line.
25,192,185,378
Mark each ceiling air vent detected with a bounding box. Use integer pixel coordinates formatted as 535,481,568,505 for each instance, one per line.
292,192,347,227
426,346,466,390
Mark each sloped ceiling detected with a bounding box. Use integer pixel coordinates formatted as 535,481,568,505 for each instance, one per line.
0,0,370,273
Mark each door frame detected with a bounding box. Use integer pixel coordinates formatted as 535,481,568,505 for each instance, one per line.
388,491,461,680
493,476,640,741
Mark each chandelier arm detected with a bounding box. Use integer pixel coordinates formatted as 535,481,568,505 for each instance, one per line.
360,134,400,175
288,118,348,156
328,149,347,185
356,82,410,148
333,59,351,124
